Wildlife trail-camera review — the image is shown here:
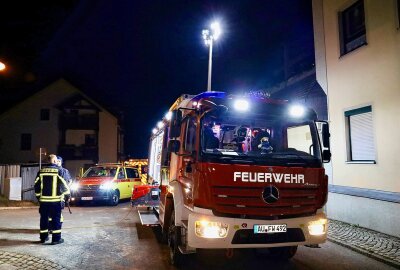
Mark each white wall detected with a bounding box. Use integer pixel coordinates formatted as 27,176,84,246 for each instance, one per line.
314,0,400,192
327,193,400,236
313,0,400,236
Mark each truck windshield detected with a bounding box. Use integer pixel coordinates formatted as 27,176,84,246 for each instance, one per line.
83,167,117,178
200,105,322,167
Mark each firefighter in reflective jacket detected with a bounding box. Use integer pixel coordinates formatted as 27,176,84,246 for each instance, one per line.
34,155,70,244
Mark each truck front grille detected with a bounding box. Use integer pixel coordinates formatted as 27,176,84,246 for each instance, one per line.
212,186,319,217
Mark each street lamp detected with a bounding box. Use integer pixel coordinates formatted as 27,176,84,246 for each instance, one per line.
202,21,221,92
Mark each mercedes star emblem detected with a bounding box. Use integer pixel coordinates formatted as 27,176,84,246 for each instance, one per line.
262,185,280,204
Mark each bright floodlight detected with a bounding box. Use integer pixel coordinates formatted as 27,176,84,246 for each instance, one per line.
0,62,5,71
289,105,305,117
210,22,221,40
165,111,172,121
157,121,164,129
202,21,222,45
234,99,249,111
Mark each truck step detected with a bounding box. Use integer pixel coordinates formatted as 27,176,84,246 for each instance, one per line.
138,209,159,226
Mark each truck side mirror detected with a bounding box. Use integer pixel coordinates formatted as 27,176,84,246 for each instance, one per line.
168,139,180,153
321,122,330,148
169,110,182,138
322,149,331,163
316,121,331,163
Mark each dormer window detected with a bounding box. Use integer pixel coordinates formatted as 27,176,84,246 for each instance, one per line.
40,109,50,121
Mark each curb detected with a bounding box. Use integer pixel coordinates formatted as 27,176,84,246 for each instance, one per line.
327,237,400,269
0,206,38,210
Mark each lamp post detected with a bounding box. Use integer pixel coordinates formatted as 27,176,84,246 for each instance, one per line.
202,22,221,92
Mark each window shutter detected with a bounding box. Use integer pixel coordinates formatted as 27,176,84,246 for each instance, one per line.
350,112,375,160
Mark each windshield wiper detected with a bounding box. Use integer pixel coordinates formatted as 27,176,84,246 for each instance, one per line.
205,155,256,164
269,152,312,166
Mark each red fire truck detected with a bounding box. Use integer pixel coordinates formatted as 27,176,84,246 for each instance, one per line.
133,91,331,265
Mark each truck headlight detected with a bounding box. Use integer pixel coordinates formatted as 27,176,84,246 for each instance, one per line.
100,182,113,190
308,219,327,236
195,220,229,238
70,182,80,191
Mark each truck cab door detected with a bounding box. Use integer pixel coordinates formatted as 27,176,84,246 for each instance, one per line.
177,116,197,207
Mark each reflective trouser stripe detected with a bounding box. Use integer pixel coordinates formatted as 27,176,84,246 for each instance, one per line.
52,230,61,234
40,229,48,233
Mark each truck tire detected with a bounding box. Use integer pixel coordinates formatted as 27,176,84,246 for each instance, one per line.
168,210,183,266
109,190,120,206
268,246,298,260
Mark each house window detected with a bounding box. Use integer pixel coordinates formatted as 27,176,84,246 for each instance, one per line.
338,0,367,56
20,133,32,151
345,106,376,163
40,109,50,121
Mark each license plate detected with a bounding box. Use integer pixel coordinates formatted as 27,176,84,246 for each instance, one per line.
254,224,287,234
81,197,93,201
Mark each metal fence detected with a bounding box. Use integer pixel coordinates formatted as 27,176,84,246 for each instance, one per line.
0,164,39,201
21,165,40,201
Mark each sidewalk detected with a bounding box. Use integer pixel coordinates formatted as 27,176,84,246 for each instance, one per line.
0,251,68,270
328,219,400,269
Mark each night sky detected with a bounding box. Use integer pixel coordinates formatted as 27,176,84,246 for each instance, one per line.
0,0,314,158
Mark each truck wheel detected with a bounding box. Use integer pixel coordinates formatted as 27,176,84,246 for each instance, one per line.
168,210,183,266
268,246,298,260
109,190,120,206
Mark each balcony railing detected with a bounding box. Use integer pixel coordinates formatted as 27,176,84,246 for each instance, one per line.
58,145,98,161
59,114,99,130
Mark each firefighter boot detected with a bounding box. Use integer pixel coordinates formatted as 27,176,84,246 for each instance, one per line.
40,236,49,244
51,238,64,245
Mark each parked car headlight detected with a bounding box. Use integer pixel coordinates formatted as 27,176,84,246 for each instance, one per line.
70,182,80,191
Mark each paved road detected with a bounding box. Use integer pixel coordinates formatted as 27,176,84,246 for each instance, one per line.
0,202,396,270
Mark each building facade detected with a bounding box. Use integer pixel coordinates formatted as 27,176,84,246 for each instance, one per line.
0,79,124,178
312,0,400,236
